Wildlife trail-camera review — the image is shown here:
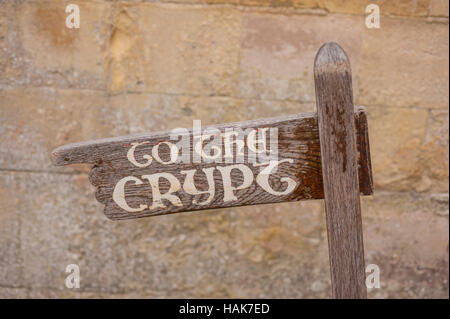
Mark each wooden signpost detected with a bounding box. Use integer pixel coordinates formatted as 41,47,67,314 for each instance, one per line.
52,43,373,299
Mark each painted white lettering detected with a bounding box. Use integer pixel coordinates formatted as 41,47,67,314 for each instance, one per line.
254,159,298,195
142,173,182,209
113,176,148,212
180,168,216,205
152,141,179,164
127,141,153,168
216,164,254,202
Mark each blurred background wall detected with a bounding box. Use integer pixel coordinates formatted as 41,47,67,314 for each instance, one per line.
0,0,448,298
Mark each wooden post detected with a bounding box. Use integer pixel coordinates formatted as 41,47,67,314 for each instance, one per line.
314,43,367,299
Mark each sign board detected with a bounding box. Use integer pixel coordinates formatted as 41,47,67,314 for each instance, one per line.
51,42,373,299
51,108,372,220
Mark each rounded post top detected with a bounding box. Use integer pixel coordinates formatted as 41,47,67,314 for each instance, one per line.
314,42,351,75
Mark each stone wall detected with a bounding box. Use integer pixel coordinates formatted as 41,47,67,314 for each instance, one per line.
0,0,448,298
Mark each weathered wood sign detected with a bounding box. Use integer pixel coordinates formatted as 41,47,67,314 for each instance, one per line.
51,42,373,299
51,108,372,220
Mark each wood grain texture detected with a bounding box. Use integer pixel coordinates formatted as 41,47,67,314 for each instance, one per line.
314,42,367,299
52,109,373,221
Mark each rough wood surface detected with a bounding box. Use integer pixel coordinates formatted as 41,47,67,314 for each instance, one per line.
314,42,367,299
52,109,373,221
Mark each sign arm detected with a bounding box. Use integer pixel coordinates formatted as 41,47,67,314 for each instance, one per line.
52,139,107,165
314,42,367,299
